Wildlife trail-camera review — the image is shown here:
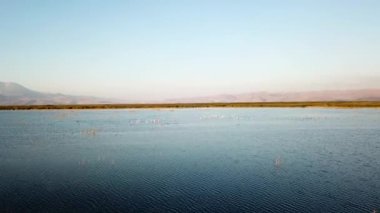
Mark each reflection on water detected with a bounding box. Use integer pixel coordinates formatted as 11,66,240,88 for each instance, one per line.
0,109,379,212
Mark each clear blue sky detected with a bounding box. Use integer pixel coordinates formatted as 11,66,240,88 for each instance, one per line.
1,0,379,101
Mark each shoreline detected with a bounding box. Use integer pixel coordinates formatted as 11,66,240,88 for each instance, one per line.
1,101,380,110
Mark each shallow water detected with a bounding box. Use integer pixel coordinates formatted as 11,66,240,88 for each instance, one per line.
0,108,379,212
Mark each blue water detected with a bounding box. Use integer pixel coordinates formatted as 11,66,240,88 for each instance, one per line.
0,108,379,212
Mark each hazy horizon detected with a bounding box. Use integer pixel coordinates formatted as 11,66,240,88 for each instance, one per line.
1,1,380,101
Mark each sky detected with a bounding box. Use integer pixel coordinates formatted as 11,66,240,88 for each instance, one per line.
1,0,379,101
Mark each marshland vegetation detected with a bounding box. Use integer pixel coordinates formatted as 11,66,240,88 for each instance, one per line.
1,101,380,110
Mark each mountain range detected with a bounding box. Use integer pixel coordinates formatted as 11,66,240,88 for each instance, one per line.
167,90,380,103
1,82,380,105
0,82,113,105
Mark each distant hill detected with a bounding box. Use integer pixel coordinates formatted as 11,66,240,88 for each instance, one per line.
1,82,380,106
168,89,380,103
0,82,114,105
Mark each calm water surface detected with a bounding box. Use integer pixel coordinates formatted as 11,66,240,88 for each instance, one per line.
0,108,379,212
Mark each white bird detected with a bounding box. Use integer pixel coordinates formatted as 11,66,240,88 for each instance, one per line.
275,157,281,167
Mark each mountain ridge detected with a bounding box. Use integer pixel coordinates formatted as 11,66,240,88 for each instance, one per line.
0,82,114,105
167,89,380,103
1,82,380,105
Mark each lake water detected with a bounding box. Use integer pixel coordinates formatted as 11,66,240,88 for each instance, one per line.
0,108,379,212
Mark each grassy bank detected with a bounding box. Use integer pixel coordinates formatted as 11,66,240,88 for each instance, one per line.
1,101,380,110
